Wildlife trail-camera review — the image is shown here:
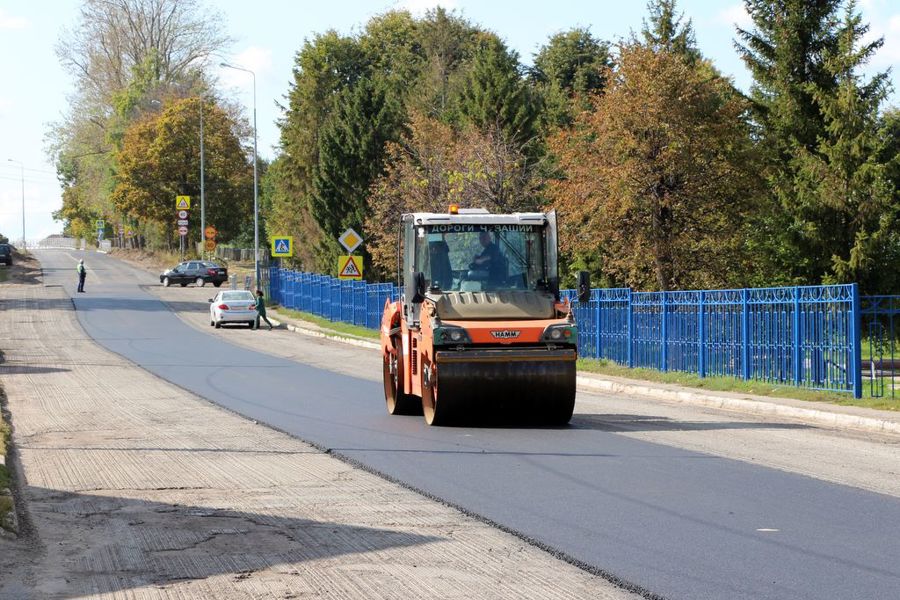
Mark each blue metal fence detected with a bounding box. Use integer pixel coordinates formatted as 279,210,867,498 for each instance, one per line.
861,296,899,399
269,265,872,398
269,266,398,330
565,284,862,396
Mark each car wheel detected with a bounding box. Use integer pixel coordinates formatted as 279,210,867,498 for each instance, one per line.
180,282,187,287
248,321,255,328
195,277,205,287
210,317,215,327
163,277,170,287
213,282,222,288
215,321,221,329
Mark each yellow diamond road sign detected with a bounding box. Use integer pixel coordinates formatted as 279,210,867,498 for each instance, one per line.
271,236,293,257
176,195,191,210
338,255,363,280
338,228,363,253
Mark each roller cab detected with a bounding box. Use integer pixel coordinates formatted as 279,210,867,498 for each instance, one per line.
381,208,588,426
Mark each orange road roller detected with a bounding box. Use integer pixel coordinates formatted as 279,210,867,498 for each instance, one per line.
381,207,590,426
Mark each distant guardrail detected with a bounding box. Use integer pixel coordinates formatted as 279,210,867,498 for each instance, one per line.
35,237,78,249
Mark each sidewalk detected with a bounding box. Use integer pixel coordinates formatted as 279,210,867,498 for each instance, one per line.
267,308,900,437
0,262,635,598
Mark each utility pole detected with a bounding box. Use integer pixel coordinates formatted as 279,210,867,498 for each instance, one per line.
200,97,206,257
220,62,259,289
6,159,24,248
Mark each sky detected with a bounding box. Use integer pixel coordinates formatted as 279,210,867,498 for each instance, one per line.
1,0,899,243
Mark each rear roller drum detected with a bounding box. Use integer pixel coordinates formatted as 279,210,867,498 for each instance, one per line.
383,339,421,416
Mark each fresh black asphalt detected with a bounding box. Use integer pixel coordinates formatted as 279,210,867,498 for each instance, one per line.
36,249,900,600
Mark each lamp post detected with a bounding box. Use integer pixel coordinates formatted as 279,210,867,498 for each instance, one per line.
199,96,206,257
6,159,24,248
219,62,259,289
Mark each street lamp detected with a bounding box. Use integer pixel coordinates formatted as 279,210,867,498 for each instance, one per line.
199,96,206,257
219,62,259,289
6,159,24,249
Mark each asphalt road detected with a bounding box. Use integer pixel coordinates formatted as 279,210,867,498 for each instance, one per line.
36,249,900,600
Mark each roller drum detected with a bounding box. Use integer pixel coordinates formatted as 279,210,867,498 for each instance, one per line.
428,348,576,426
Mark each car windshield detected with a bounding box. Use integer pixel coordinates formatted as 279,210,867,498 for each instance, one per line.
414,223,546,292
222,292,254,302
202,262,221,268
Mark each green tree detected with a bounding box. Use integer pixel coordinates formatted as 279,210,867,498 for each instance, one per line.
735,0,844,282
310,77,406,261
791,2,897,292
414,7,484,119
270,31,367,270
455,37,540,147
640,0,700,62
532,28,611,129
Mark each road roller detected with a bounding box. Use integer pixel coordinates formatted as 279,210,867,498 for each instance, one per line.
380,207,591,426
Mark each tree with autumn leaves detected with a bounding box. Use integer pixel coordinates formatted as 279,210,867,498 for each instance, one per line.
547,43,762,291
112,97,253,249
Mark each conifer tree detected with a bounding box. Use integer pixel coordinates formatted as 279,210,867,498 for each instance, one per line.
791,2,897,291
310,77,405,260
456,37,539,147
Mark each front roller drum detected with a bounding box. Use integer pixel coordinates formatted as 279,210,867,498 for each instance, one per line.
423,348,577,426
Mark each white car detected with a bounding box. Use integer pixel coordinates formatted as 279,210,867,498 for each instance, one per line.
209,290,257,328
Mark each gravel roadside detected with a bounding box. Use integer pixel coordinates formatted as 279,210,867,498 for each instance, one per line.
0,257,639,598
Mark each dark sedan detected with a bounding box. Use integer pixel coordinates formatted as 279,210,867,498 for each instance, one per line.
160,260,227,287
0,244,12,266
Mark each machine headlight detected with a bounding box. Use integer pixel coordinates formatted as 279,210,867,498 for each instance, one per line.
435,325,471,344
543,325,576,342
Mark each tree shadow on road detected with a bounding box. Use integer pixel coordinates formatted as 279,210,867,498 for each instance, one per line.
570,413,809,432
1,485,442,598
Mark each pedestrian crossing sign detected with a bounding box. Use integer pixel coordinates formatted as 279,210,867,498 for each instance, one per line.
175,195,191,210
338,255,363,280
271,236,293,257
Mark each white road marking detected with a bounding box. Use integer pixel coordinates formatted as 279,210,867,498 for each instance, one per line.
756,528,780,532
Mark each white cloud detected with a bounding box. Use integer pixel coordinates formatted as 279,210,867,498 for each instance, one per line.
863,12,900,68
716,4,752,30
394,0,458,16
218,46,273,87
0,9,28,29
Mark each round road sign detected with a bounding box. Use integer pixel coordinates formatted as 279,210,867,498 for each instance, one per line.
178,225,188,235
178,210,188,219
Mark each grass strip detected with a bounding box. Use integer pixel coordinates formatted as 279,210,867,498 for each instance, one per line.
273,307,381,341
577,358,900,412
0,389,14,532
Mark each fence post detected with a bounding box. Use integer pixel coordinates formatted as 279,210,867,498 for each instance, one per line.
627,289,634,368
661,292,668,372
741,288,751,380
851,283,862,399
793,286,802,386
595,291,602,360
699,290,706,378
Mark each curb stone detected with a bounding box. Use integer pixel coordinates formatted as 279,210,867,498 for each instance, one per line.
269,313,899,436
575,375,900,436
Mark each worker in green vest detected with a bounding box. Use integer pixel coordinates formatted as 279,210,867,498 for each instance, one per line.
76,259,87,293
